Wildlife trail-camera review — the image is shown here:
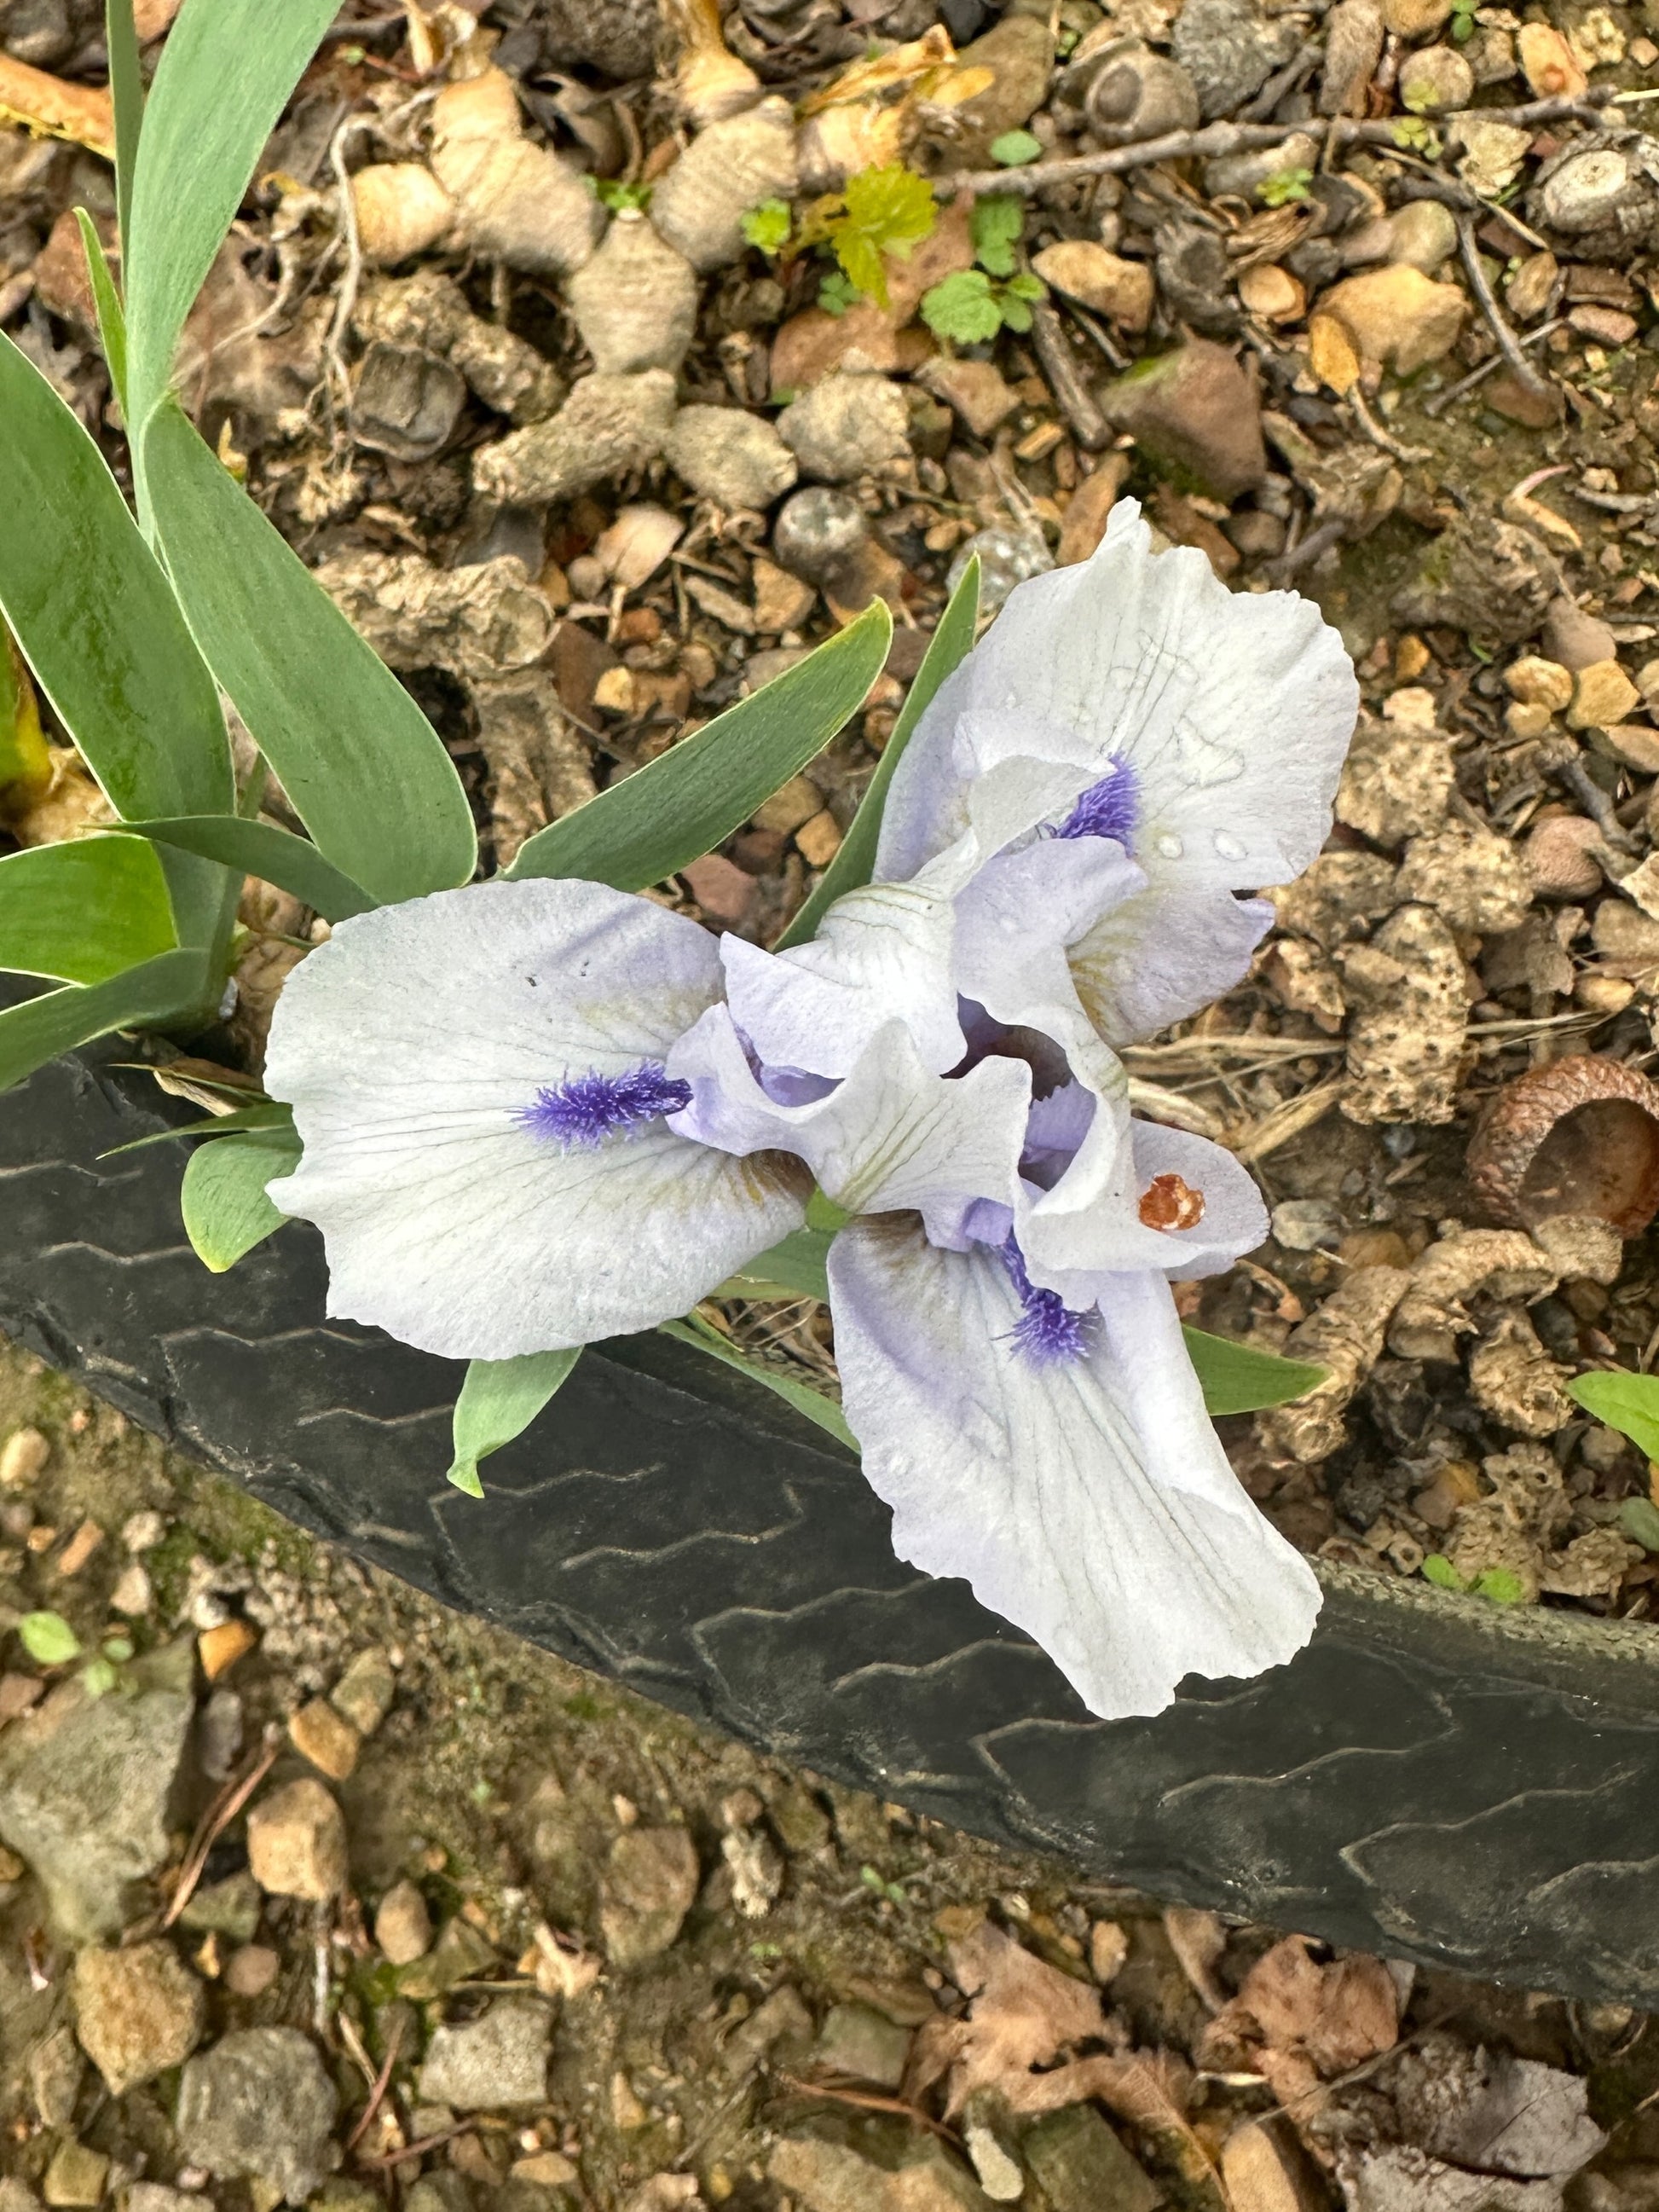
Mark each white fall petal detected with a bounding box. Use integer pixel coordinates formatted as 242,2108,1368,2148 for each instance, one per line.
263,879,807,1360
829,1217,1321,1718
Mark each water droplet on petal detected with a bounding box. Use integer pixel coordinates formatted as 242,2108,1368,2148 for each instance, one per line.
1155,832,1183,860
1213,830,1247,862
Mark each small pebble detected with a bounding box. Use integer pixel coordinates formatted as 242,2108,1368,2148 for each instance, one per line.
772,486,867,584
247,1778,349,1902
0,1427,49,1488
330,1647,396,1738
376,1879,434,1967
289,1697,361,1782
109,1561,153,1617
198,1620,257,1680
223,1944,281,1998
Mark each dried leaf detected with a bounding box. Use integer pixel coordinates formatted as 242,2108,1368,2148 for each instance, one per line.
1200,1937,1399,2117
908,1921,1107,2116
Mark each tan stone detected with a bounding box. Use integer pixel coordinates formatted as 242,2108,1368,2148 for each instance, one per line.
1238,263,1305,324
751,559,816,635
1504,654,1574,711
223,1944,280,1997
795,810,844,867
1057,454,1130,565
1518,20,1587,96
246,1779,349,1902
329,1646,396,1737
1382,0,1450,32
753,775,824,836
1506,251,1558,321
0,1426,49,1487
73,1942,204,2094
43,2142,107,2209
512,2153,581,2188
375,1879,434,1967
288,1697,361,1782
1308,311,1361,395
198,1619,257,1680
1506,700,1554,739
1316,265,1466,379
1567,658,1640,731
1598,722,1659,773
1031,241,1154,330
918,355,1020,438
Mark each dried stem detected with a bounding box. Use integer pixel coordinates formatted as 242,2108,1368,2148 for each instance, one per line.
1030,300,1109,449
1423,317,1565,417
939,93,1611,199
0,53,115,157
162,1725,281,1929
1457,214,1553,402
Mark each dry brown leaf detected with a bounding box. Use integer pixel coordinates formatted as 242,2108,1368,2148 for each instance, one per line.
1199,1936,1399,2118
0,55,114,159
906,1921,1107,2116
1164,1903,1230,2010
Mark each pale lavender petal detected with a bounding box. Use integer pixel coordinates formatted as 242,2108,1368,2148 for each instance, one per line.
830,1219,1322,1718
953,836,1146,1068
1068,885,1275,1046
264,879,806,1358
876,499,1357,898
720,872,964,1079
669,1006,1030,1235
1020,1118,1269,1286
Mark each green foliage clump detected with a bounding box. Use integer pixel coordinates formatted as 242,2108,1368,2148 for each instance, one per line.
921,189,1044,343
970,194,1024,276
990,128,1043,166
594,177,652,212
1257,165,1313,207
742,163,938,313
1392,114,1442,157
831,162,937,305
922,266,1045,342
1421,1556,1530,1605
741,198,793,256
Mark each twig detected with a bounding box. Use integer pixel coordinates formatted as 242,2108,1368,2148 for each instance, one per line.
1234,1077,1349,1165
358,2123,473,2171
1029,301,1108,449
939,94,1613,198
1057,295,1127,373
1457,215,1553,403
162,1726,280,1930
1240,40,1321,122
1266,512,1346,580
777,2076,963,2146
1346,385,1431,464
1423,317,1565,417
325,112,371,420
344,2018,405,2156
1540,735,1638,852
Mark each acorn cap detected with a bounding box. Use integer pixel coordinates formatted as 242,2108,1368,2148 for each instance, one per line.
1468,1052,1659,1236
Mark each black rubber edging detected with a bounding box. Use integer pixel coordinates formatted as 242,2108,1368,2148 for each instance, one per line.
3,1022,1658,2006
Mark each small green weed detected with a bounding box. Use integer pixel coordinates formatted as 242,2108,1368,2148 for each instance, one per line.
1257,165,1314,207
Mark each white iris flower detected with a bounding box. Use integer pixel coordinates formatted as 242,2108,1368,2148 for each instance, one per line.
263,501,1359,1721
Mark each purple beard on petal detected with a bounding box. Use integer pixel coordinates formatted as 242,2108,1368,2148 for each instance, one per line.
1051,757,1139,847
1000,1233,1097,1366
519,1062,693,1149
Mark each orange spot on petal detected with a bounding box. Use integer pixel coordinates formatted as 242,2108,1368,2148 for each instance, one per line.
1139,1173,1205,1231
